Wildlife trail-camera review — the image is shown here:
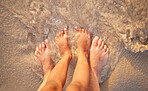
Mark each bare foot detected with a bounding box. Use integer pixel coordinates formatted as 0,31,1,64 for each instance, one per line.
34,39,54,76
75,28,91,57
55,28,72,58
90,36,109,76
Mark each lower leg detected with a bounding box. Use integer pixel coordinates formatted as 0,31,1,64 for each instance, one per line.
70,52,89,89
47,53,71,87
36,29,72,91
66,28,91,91
34,39,54,91
42,29,72,91
88,36,109,91
41,53,71,91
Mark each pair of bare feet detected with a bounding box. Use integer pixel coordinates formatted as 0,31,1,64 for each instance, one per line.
34,28,109,88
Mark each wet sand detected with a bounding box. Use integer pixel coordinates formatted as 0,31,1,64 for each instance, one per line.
0,0,148,91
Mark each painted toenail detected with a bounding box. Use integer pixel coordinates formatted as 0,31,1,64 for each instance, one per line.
45,39,49,43
74,26,78,29
64,28,67,31
94,36,99,40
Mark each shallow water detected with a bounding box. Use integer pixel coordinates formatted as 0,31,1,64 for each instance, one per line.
0,0,148,91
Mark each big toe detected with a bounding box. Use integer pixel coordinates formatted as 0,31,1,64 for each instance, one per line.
74,26,80,33
64,28,68,38
45,39,50,49
92,36,99,47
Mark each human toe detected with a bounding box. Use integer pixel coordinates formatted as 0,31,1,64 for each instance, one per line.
41,42,45,51
45,39,50,49
92,36,99,47
103,45,107,52
38,43,44,53
75,26,79,33
97,38,102,48
82,29,85,33
60,30,64,37
79,28,82,33
57,31,62,38
64,31,68,38
34,47,39,56
100,41,104,50
64,27,68,31
56,33,60,39
105,48,109,54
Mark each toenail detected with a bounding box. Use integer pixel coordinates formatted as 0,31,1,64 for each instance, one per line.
74,26,78,29
45,39,49,43
64,28,67,30
94,36,99,40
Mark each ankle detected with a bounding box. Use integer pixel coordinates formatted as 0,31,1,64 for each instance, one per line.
90,67,97,74
63,52,72,60
90,68,100,80
77,51,88,58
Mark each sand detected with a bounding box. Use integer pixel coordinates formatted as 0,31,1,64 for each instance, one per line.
0,0,148,91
